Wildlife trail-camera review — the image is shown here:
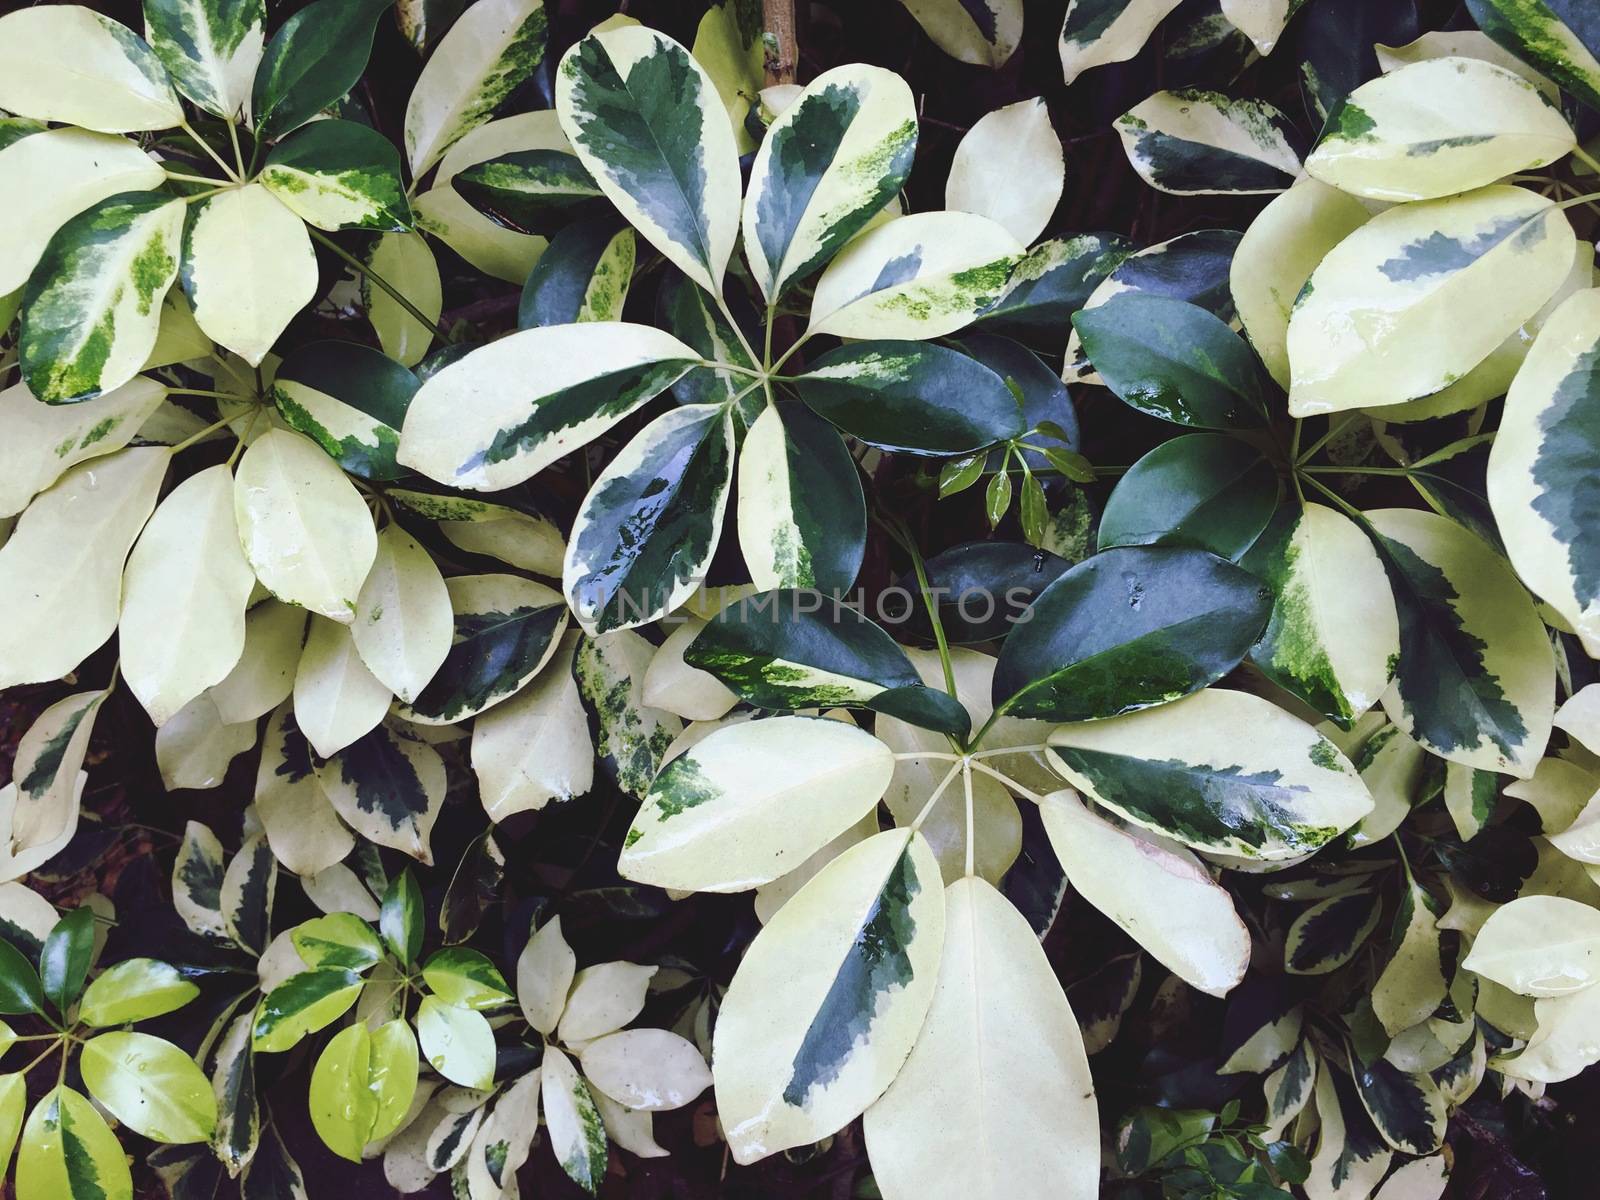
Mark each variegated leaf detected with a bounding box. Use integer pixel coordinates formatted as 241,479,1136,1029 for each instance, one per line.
143,0,265,119
397,322,698,492
1243,502,1399,729
713,830,945,1163
261,120,412,233
404,0,549,178
1059,0,1185,85
1465,0,1600,113
737,402,865,593
316,725,447,864
743,64,917,300
573,630,684,800
412,111,563,284
1369,507,1554,777
518,218,635,328
863,877,1098,1200
1307,57,1574,202
807,211,1023,340
20,193,184,404
0,376,166,518
619,716,894,893
1047,688,1375,861
897,0,1022,68
254,703,353,876
541,1046,607,1193
397,574,567,724
1116,89,1301,195
9,691,106,855
0,7,181,132
1489,289,1600,658
0,127,165,297
564,404,735,634
555,24,741,294
1287,184,1577,417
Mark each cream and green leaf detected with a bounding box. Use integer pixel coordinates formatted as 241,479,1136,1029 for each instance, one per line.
1287,184,1577,416
1046,688,1375,860
261,120,413,233
1465,0,1600,113
1488,288,1600,659
397,322,698,492
143,0,264,120
1115,90,1301,195
555,25,740,295
315,725,447,862
0,127,166,297
1243,502,1400,728
1307,57,1575,202
862,876,1099,1200
742,64,917,300
20,193,184,405
1368,507,1554,777
713,830,945,1164
619,716,895,893
398,574,567,724
563,404,735,635
1059,0,1185,85
805,211,1023,340
403,0,549,179
685,590,972,737
736,402,865,593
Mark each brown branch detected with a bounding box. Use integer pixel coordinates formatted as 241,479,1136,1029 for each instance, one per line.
763,0,798,86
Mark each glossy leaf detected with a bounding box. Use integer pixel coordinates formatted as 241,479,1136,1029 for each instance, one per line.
555,24,740,294
686,590,973,738
564,404,735,635
743,64,917,300
991,545,1271,721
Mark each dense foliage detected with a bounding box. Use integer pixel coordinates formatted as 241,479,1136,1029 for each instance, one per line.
0,0,1599,1197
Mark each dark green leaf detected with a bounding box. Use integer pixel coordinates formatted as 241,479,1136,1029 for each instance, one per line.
685,589,972,738
380,870,423,967
992,545,1272,721
1098,433,1279,560
252,0,393,140
1072,295,1269,429
0,938,44,1016
794,341,1026,456
40,907,95,1016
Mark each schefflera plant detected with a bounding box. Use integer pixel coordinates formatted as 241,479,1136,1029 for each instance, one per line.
396,20,1086,634
0,0,580,876
607,560,1383,1196
1059,9,1600,1188
0,904,217,1200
